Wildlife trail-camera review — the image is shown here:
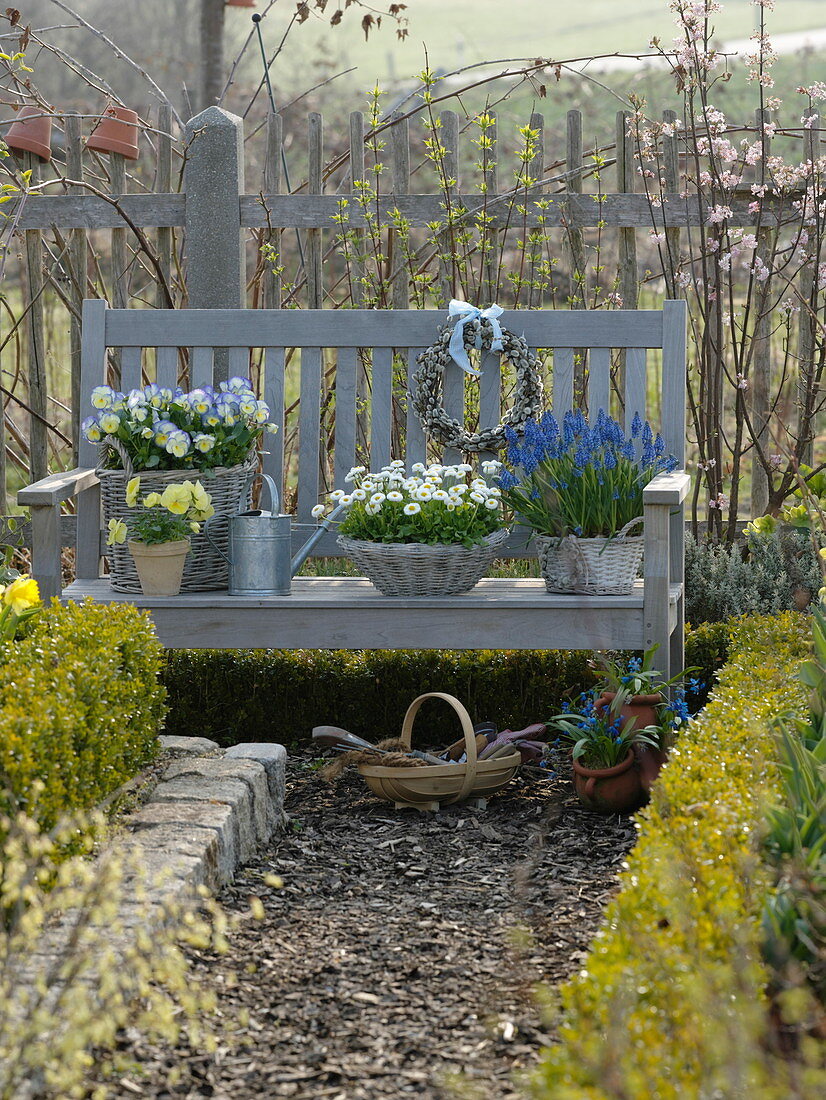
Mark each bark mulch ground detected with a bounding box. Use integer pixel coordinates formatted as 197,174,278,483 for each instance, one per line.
114,749,637,1099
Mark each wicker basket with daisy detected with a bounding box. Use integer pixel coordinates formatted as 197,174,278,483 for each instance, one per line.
313,460,510,597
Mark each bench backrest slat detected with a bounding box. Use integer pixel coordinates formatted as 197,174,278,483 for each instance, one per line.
370,347,393,470
551,348,575,420
297,346,322,523
333,346,358,490
156,346,178,388
405,349,427,466
262,346,286,491
121,347,143,392
588,347,611,416
81,300,687,558
624,348,647,432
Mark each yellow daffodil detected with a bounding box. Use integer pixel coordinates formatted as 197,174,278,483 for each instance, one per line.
106,518,128,546
2,575,40,614
125,476,141,507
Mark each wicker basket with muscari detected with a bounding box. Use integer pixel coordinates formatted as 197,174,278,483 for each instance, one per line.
499,408,678,595
82,378,278,592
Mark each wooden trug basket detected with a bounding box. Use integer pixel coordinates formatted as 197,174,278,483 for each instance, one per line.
358,692,521,811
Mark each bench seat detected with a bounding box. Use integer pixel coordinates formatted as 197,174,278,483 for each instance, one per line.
62,576,683,651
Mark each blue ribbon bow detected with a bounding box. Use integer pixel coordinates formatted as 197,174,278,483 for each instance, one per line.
447,299,504,377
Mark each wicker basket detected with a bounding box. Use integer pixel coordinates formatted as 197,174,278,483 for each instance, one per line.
98,449,257,593
337,528,510,597
358,692,521,810
533,517,645,595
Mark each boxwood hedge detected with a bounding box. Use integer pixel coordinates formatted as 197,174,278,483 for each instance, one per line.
161,623,730,749
0,600,165,829
531,612,818,1099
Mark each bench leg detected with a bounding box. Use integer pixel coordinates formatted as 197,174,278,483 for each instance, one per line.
643,501,670,681
29,503,62,602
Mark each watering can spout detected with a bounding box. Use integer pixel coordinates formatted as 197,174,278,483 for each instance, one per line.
290,502,347,577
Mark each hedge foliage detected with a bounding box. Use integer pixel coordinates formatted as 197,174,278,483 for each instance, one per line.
0,600,165,829
531,612,820,1100
161,624,730,749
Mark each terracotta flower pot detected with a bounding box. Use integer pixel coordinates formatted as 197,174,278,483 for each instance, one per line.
5,106,52,162
632,742,670,793
572,750,645,815
87,104,140,160
128,539,190,596
226,0,256,6
594,690,662,731
595,690,669,794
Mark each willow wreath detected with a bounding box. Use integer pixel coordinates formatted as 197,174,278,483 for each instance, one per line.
410,317,544,453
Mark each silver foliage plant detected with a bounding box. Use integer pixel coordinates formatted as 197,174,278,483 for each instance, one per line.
684,530,822,625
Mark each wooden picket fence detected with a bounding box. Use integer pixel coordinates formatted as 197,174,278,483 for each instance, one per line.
3,101,823,518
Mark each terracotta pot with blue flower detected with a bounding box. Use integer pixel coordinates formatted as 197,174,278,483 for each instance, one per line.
590,646,699,792
499,408,678,594
546,689,661,814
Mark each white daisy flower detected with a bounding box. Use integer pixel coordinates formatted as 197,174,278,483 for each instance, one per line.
411,462,426,474
481,459,502,475
387,491,404,502
414,487,433,502
311,504,326,519
365,502,381,515
469,491,486,504
330,489,346,502
403,502,421,515
457,463,473,473
389,459,405,469
339,494,353,506
351,488,368,501
432,489,450,501
370,492,386,504
484,498,500,510
451,484,468,496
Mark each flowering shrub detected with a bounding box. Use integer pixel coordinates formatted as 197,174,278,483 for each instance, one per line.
318,460,505,547
0,574,39,641
106,477,215,547
82,377,278,472
499,408,677,538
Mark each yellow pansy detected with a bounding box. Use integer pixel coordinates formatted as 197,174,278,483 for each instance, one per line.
106,518,128,546
125,476,141,507
159,483,191,515
143,492,161,508
2,575,40,614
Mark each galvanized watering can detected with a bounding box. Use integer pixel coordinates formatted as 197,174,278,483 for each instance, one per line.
205,473,343,596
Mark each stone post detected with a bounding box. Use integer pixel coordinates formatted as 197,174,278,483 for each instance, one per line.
184,106,245,382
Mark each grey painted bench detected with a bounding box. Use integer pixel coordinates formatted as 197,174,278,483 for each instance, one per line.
20,299,690,677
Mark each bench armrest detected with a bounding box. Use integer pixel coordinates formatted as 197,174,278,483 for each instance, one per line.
642,470,690,506
17,467,99,507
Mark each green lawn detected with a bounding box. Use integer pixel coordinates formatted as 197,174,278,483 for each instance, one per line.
233,0,826,94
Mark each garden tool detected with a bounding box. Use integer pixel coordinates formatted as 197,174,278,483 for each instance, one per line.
479,722,548,760
312,725,444,765
441,721,497,761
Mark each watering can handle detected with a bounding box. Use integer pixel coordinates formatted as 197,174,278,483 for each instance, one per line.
203,472,282,564
239,471,280,515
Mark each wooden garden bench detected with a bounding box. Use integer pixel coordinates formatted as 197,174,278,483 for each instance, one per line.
19,299,690,677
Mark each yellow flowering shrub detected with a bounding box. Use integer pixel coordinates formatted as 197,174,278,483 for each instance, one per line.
0,599,165,829
0,805,233,1098
531,612,823,1100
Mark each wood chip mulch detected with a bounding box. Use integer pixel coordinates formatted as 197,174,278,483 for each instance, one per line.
113,749,637,1099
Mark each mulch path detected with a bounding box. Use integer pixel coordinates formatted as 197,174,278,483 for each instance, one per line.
114,749,637,1099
